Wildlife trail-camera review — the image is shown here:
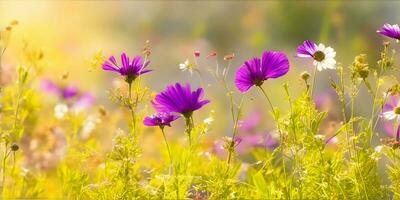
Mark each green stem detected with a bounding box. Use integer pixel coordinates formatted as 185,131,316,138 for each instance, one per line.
184,115,194,147
310,67,318,98
257,86,290,199
128,82,136,136
160,127,172,166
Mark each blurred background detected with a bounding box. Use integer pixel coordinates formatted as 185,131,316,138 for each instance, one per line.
0,0,399,185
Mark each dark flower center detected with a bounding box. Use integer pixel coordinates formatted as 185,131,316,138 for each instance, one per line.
394,106,400,115
254,79,264,87
313,51,325,62
125,74,137,84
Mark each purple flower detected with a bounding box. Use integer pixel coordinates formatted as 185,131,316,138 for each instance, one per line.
377,23,400,40
143,112,180,128
235,51,289,93
381,95,400,121
151,83,210,117
41,79,79,100
41,79,95,111
102,53,151,83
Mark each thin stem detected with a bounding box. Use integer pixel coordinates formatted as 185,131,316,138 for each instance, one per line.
257,86,276,114
160,127,172,166
257,85,290,199
1,143,10,197
310,67,318,98
184,115,194,147
128,82,136,136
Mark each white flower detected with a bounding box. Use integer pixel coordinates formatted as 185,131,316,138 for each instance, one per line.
313,44,336,71
203,117,214,125
54,103,69,119
179,59,194,75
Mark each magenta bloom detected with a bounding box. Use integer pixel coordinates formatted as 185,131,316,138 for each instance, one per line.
41,79,79,99
151,83,210,117
102,53,151,83
143,112,180,128
235,51,289,93
41,79,95,111
377,23,400,40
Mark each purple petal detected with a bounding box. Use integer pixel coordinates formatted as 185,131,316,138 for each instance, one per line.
235,58,262,93
297,40,318,58
377,23,400,40
41,79,61,96
72,93,95,111
62,86,79,99
262,51,290,79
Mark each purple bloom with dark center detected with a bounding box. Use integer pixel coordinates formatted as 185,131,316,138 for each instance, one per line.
235,51,289,93
102,53,151,83
151,83,210,117
143,112,180,128
377,23,400,40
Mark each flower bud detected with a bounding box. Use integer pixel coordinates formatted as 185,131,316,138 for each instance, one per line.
11,143,19,151
300,71,310,81
194,50,200,57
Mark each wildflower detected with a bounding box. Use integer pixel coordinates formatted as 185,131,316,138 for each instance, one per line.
143,112,180,128
381,95,400,141
235,51,289,93
300,71,310,81
297,40,336,71
179,59,194,75
151,83,210,118
41,79,78,99
11,143,19,151
223,53,235,61
381,95,400,121
102,53,151,84
54,103,68,119
377,23,400,40
206,51,217,58
194,50,200,57
41,79,95,112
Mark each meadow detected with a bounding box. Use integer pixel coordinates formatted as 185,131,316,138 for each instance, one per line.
1,1,400,199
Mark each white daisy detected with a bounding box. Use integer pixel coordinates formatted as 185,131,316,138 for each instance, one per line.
313,44,336,71
297,40,336,71
179,59,194,75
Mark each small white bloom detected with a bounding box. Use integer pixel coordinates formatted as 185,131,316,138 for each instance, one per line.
375,145,383,153
313,43,336,71
179,59,194,75
203,116,214,125
54,103,69,119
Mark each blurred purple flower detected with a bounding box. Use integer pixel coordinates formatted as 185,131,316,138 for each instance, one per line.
238,110,262,132
102,53,151,83
213,132,278,157
377,23,400,40
143,112,180,128
41,79,79,99
151,83,210,117
235,51,289,93
41,79,95,111
381,95,400,121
